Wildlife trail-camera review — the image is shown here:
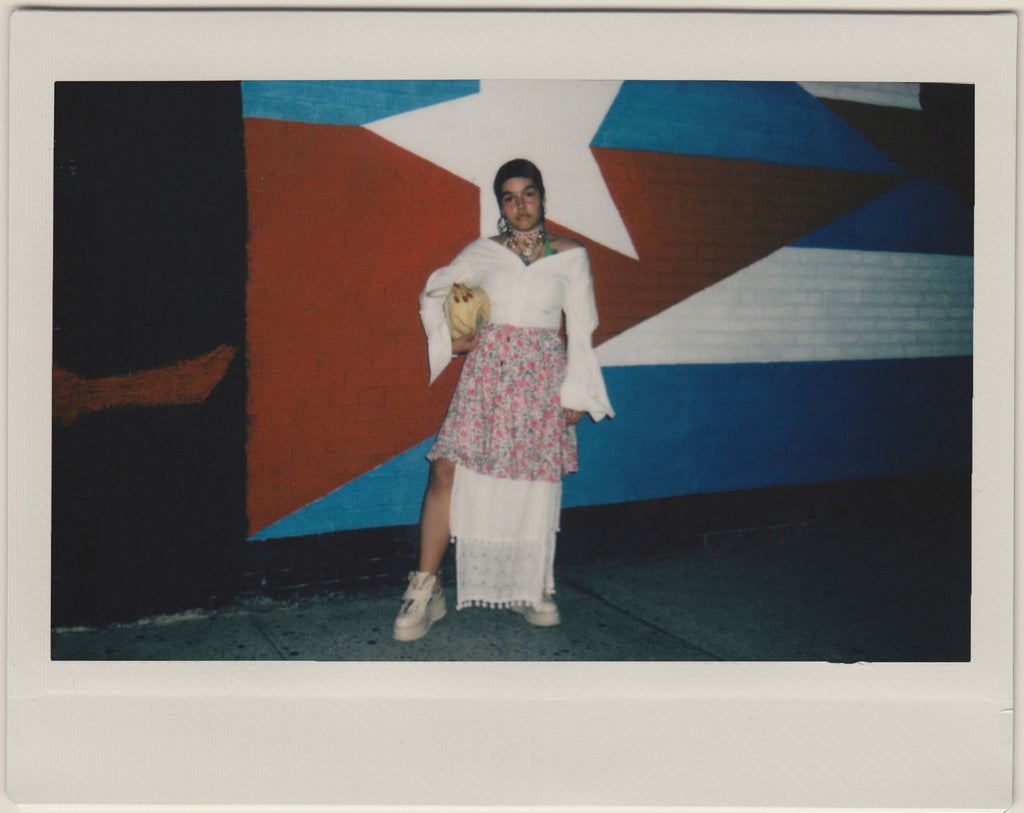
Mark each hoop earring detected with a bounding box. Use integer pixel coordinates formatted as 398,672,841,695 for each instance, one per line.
497,214,513,238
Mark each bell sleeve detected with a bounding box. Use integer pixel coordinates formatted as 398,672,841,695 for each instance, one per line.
559,250,615,422
419,241,485,386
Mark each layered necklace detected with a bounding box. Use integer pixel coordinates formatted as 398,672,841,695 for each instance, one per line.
503,223,546,265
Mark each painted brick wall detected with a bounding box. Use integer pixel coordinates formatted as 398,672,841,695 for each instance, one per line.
241,80,974,540
597,248,973,365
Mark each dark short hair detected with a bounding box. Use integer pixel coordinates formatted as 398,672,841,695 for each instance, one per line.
493,158,545,203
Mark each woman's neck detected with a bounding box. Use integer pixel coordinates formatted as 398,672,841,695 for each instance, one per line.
510,224,543,241
504,223,545,264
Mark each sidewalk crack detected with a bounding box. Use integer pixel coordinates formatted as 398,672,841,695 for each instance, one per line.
559,576,726,661
248,614,289,659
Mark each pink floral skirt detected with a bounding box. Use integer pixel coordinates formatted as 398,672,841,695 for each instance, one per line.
428,323,578,482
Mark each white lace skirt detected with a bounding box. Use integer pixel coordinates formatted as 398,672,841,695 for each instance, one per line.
450,464,561,610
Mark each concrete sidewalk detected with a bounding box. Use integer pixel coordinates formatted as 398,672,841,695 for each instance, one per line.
52,506,970,662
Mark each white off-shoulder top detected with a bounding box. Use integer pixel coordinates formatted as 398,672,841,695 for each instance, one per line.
418,237,615,422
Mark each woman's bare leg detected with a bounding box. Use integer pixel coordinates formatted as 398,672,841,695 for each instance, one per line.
418,458,455,574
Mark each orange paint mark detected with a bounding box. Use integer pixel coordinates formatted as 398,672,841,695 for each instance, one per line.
52,344,237,425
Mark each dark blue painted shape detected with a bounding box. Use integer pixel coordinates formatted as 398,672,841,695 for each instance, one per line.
591,80,906,175
793,178,973,255
241,80,479,126
252,356,971,539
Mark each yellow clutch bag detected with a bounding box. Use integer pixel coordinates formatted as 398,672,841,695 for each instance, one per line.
444,283,491,339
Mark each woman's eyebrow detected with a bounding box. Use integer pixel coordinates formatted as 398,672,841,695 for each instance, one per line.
503,185,538,197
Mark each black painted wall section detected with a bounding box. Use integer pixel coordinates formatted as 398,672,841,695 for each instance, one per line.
52,82,249,627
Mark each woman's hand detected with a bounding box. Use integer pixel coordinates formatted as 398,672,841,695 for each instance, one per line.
562,408,585,426
451,331,479,356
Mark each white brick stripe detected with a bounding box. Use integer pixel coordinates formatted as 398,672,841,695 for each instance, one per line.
596,247,973,366
799,82,922,110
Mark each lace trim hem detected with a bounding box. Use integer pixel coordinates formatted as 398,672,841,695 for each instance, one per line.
455,595,556,612
453,529,557,612
451,532,560,546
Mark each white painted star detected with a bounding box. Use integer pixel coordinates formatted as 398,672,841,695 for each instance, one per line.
363,80,638,259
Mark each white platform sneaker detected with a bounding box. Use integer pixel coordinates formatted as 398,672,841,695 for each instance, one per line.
511,592,561,627
392,571,447,642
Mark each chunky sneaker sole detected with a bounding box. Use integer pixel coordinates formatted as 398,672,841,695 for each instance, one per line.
511,601,561,627
393,573,447,642
393,595,446,641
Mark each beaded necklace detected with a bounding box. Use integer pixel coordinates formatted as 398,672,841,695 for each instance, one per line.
505,224,546,264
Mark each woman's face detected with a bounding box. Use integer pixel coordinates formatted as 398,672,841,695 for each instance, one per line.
499,176,545,232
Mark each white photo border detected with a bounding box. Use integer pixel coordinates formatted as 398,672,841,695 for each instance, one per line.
6,8,1016,810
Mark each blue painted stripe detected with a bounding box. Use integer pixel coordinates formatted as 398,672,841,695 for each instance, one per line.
250,437,434,540
241,80,479,126
564,357,972,508
592,80,906,175
251,357,971,539
793,178,973,255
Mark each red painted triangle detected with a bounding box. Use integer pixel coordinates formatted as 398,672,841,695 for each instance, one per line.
245,119,477,535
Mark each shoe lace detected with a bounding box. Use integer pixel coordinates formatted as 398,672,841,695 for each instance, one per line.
399,573,435,615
